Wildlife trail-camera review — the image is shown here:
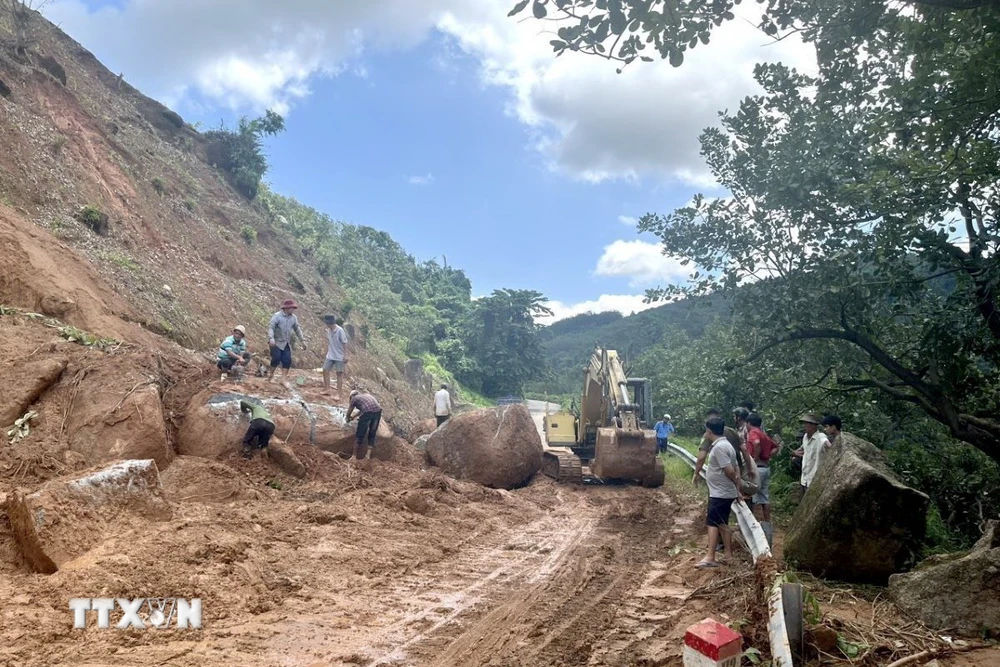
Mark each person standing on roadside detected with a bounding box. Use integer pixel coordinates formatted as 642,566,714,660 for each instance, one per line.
322,314,349,400
696,416,741,569
654,414,675,453
794,412,831,491
434,384,452,427
346,389,382,460
693,408,743,484
267,299,306,384
822,414,843,448
746,412,780,544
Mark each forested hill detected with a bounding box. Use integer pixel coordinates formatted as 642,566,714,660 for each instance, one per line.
536,296,729,394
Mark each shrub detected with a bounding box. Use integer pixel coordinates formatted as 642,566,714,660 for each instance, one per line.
203,110,284,200
76,205,109,236
240,225,257,244
151,177,166,195
183,198,196,212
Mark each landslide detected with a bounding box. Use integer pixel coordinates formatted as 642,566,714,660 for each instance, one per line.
0,9,430,430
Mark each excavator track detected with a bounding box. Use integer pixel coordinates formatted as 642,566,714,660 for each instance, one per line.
541,449,584,484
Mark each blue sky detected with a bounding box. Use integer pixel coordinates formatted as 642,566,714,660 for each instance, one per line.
46,0,812,321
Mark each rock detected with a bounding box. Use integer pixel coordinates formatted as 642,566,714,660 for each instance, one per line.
403,491,432,515
0,79,11,98
5,460,170,573
425,405,542,490
161,284,173,299
37,55,67,86
889,520,1000,635
267,440,306,479
414,435,431,451
806,626,839,654
403,359,427,390
159,456,264,503
409,418,438,443
67,383,173,467
39,294,76,317
0,357,66,426
784,433,929,584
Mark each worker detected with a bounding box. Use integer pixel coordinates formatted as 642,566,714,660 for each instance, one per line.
821,414,843,448
434,383,452,427
345,389,382,460
322,314,349,400
794,412,831,492
653,414,675,453
239,398,274,459
746,412,780,545
693,408,742,484
267,299,306,384
696,416,741,569
217,325,250,374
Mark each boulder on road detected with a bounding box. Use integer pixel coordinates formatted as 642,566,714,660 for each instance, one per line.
784,432,929,584
425,404,542,490
409,418,438,443
889,521,1000,636
67,382,173,467
5,459,170,573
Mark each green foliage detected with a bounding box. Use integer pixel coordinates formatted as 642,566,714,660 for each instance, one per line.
183,198,196,212
151,176,166,195
57,324,118,349
76,204,108,235
240,225,257,245
105,251,139,272
204,110,284,199
517,0,1000,466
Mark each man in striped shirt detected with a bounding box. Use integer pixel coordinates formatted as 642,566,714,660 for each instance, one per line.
346,390,382,460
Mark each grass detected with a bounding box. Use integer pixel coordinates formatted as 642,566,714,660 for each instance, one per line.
105,251,140,272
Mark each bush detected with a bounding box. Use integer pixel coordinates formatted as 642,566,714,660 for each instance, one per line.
240,225,257,244
204,110,284,200
76,205,109,236
151,177,166,195
183,198,196,212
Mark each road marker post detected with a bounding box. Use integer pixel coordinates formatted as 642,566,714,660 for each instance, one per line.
683,618,742,667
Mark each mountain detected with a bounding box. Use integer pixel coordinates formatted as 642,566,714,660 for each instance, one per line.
536,296,729,394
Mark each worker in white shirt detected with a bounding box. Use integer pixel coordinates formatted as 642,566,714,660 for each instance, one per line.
793,412,831,491
434,384,453,427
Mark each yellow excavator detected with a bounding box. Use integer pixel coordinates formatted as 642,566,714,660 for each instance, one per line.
541,347,664,487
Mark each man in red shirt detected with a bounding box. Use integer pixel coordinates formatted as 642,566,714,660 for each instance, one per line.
746,412,780,545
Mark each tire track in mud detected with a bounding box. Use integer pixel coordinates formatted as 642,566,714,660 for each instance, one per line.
356,490,690,667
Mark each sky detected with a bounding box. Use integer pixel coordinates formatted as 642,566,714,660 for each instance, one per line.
44,0,813,323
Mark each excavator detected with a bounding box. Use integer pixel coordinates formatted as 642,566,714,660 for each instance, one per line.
541,347,664,487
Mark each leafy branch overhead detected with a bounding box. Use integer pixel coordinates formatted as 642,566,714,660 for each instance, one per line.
513,0,1000,463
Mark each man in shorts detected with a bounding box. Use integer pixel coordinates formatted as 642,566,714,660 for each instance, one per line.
267,299,306,384
697,416,741,569
217,325,250,374
322,314,349,399
746,412,780,545
693,408,742,484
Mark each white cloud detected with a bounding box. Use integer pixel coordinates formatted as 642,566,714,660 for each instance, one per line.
538,294,660,325
408,173,435,186
618,215,637,227
45,0,815,183
595,239,689,287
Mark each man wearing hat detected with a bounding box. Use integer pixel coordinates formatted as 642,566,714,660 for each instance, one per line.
653,414,675,453
217,325,250,373
794,412,831,491
267,299,306,383
322,314,349,399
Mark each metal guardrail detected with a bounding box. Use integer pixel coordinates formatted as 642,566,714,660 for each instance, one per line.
496,395,523,406
663,442,795,666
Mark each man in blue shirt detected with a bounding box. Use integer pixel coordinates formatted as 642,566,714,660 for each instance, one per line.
217,325,250,373
654,414,675,453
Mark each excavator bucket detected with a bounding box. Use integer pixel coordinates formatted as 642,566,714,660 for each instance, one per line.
592,428,664,487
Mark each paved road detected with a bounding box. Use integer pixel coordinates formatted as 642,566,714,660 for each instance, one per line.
524,399,562,442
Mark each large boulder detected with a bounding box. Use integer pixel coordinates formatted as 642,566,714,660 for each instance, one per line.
178,390,394,462
159,456,265,503
67,380,172,467
784,433,929,584
409,418,438,443
888,521,1000,636
5,460,170,573
424,404,542,489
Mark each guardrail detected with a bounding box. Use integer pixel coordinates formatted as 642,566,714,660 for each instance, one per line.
663,442,795,666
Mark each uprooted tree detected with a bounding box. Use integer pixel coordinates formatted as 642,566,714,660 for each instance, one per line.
0,0,50,54
512,0,1000,463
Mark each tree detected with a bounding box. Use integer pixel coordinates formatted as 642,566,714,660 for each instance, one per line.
204,110,284,199
512,1,1000,462
1,0,50,55
461,289,553,397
